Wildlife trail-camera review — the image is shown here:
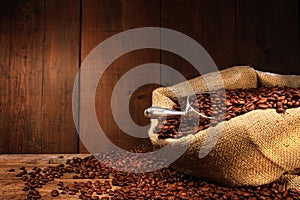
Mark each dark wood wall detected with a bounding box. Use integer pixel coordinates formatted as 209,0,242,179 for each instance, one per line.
0,0,80,153
0,0,299,153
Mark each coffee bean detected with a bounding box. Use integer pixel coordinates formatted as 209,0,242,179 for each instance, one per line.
69,191,76,195
276,101,283,107
154,86,300,139
51,190,59,197
57,181,64,186
276,107,285,113
260,190,271,196
257,98,268,104
14,145,300,199
258,104,268,109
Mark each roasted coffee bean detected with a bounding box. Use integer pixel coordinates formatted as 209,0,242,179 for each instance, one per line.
57,181,64,186
51,190,59,197
69,191,77,195
258,104,268,109
91,196,100,200
153,86,300,139
15,146,300,199
7,168,15,172
276,107,286,113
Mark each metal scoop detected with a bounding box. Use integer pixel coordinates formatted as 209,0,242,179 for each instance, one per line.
144,95,214,119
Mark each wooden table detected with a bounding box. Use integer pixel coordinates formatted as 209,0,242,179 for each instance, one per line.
0,154,108,200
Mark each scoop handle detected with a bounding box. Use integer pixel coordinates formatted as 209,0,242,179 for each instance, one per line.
144,107,185,118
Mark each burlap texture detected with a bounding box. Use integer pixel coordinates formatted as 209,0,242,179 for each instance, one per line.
281,168,300,190
149,66,300,189
256,70,300,88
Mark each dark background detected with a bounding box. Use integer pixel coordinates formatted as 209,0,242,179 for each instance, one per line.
0,0,299,153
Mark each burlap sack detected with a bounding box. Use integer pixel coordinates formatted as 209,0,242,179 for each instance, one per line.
149,66,300,189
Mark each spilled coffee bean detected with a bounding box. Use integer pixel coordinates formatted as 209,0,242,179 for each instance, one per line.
12,145,299,199
50,190,59,197
7,168,15,172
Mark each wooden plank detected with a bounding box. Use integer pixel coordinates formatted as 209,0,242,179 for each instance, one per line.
0,1,15,153
80,0,160,153
0,0,45,153
161,0,236,85
0,0,80,153
40,0,80,153
236,0,300,74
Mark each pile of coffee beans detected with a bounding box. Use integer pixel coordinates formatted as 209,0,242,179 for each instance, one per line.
9,145,299,199
153,86,300,139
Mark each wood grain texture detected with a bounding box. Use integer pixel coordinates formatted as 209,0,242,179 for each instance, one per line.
0,0,45,153
0,0,80,153
0,1,15,154
161,0,236,84
80,0,160,153
40,0,80,153
236,0,300,74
